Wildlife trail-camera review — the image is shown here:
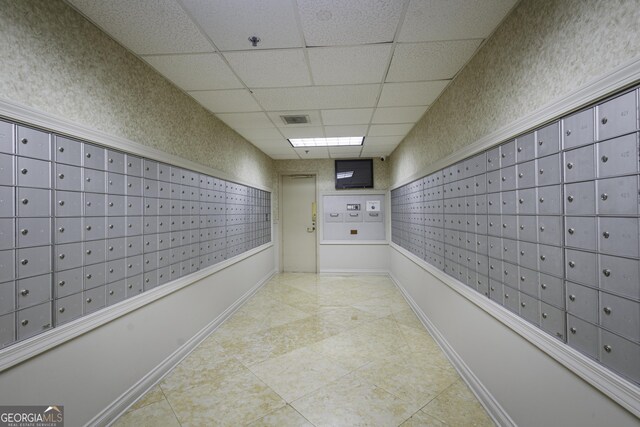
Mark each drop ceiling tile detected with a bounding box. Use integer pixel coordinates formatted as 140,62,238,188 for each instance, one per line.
297,0,404,46
267,110,322,127
224,49,311,88
294,147,330,159
215,112,274,129
252,85,379,110
378,81,449,107
371,106,428,124
68,0,213,54
280,127,325,139
307,45,392,85
321,109,374,125
387,40,482,82
324,125,368,137
180,0,302,51
328,146,363,158
361,146,393,157
365,136,404,146
142,53,241,90
368,124,415,136
188,89,261,113
235,127,283,140
399,0,517,42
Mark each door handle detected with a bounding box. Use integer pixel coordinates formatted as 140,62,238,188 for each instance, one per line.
306,226,316,232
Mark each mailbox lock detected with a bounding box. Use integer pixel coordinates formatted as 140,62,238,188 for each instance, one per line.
58,280,65,287
59,227,65,232
59,254,65,259
603,345,612,353
86,249,92,255
601,117,608,125
21,259,28,265
569,294,576,302
540,255,546,261
519,198,524,204
539,197,544,203
21,138,28,144
21,319,29,326
58,200,65,206
600,193,608,201
21,198,29,205
539,168,544,174
568,228,575,234
602,231,610,239
109,158,113,163
58,174,64,179
86,274,92,279
518,173,524,178
568,261,575,268
86,153,91,158
21,168,28,174
566,162,573,169
521,302,526,308
602,268,611,277
128,284,133,289
109,202,114,207
109,290,114,295
20,289,29,296
542,312,548,319
601,155,608,163
567,195,574,202
20,229,28,235
86,298,92,303
59,307,65,313
86,225,92,231
541,283,547,289
520,276,525,282
501,176,506,182
603,307,612,315
539,226,545,232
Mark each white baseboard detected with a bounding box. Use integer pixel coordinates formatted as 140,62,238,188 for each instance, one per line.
319,269,389,275
88,268,277,427
389,272,516,427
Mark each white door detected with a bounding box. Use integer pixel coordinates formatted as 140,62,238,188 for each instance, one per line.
282,175,316,272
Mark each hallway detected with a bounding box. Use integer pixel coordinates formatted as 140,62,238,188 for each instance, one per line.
114,274,494,426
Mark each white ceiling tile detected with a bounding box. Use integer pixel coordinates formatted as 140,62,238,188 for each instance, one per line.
321,108,374,125
215,112,274,129
180,0,302,51
371,106,428,124
399,0,517,42
308,45,392,85
224,49,311,88
387,40,483,82
378,81,449,107
368,124,415,136
68,0,213,54
252,85,379,110
328,146,363,158
235,127,283,140
280,127,325,139
188,89,261,113
297,0,405,46
365,136,404,146
294,147,330,159
324,125,368,137
267,110,322,127
142,53,242,90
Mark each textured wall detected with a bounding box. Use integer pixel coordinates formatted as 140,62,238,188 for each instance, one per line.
272,158,389,219
0,0,273,188
389,0,640,186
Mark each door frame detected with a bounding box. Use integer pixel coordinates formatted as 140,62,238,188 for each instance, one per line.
278,171,319,273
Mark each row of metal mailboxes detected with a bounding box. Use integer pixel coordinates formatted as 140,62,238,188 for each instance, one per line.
0,122,270,196
394,176,640,216
0,216,267,245
324,211,383,223
0,194,268,221
396,214,640,255
0,230,271,281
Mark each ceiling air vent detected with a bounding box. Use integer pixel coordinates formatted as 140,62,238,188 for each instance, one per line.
280,115,310,125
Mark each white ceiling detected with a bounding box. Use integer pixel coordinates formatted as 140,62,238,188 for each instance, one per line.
67,0,517,160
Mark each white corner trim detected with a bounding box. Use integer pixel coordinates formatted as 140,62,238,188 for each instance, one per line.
0,243,273,373
393,55,640,189
389,243,640,418
389,271,516,427
0,98,272,192
89,268,276,427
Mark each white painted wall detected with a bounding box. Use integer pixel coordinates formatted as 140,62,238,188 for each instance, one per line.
319,244,389,274
0,247,276,426
389,247,638,426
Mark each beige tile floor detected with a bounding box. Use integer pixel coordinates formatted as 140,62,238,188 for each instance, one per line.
113,274,495,427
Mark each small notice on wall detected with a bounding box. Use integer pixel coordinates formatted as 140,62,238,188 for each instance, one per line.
366,200,380,212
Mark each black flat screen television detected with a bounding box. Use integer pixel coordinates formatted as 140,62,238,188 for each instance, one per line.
335,159,373,189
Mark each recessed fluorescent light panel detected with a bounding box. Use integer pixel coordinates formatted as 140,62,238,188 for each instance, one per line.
288,137,364,147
